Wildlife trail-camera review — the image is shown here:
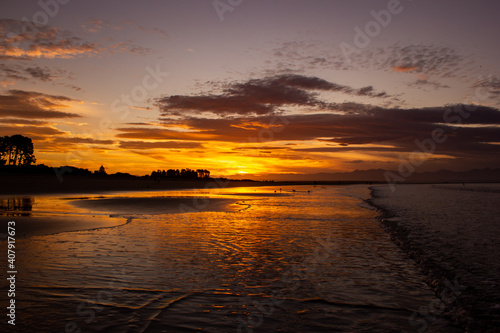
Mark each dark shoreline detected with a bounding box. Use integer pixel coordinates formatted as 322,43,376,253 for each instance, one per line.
0,175,264,195
0,173,384,195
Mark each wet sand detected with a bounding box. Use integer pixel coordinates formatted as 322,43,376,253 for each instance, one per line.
0,215,128,239
3,185,462,332
0,195,248,239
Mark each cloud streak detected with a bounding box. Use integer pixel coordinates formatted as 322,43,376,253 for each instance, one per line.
0,63,70,84
118,140,203,150
156,74,389,117
0,90,81,119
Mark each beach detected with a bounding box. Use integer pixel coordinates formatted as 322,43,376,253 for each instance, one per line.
0,184,469,332
2,183,498,331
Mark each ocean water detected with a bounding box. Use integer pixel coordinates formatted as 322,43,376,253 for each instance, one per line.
371,183,500,332
0,185,463,332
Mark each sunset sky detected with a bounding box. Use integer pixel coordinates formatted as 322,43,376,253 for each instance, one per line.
1,0,500,177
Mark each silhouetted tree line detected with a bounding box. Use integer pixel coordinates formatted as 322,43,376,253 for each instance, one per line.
0,164,57,174
0,134,36,166
0,135,213,181
150,168,210,179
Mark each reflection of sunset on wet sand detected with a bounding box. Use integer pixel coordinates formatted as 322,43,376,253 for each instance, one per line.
2,186,459,331
3,184,498,331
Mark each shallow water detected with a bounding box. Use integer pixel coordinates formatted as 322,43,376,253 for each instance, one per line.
371,183,500,332
0,185,459,332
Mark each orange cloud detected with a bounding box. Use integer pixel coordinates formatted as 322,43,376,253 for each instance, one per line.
0,125,66,137
2,44,100,59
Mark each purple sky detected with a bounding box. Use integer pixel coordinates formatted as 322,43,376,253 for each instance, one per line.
1,0,500,176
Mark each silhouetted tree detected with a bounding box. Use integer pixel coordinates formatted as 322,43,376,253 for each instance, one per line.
180,168,198,179
150,167,210,179
0,135,36,166
98,165,107,175
196,169,210,178
0,138,6,165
